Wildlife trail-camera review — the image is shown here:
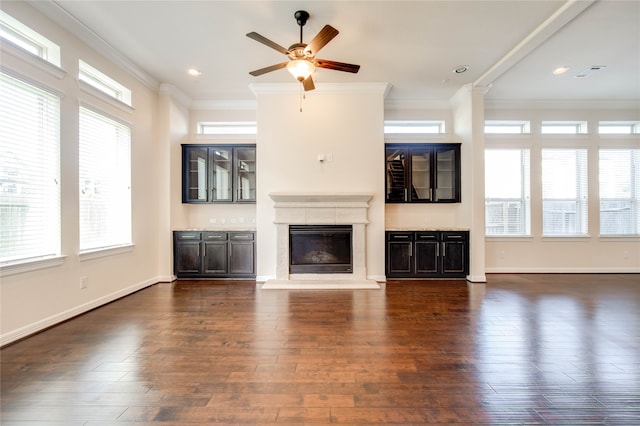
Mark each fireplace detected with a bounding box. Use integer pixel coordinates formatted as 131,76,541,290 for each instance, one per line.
289,225,353,273
262,192,379,289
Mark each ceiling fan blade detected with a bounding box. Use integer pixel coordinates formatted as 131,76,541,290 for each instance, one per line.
315,59,360,73
246,32,290,55
249,62,288,76
304,25,339,56
303,75,315,91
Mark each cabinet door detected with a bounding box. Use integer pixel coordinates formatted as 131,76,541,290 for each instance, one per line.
235,147,256,202
414,233,439,275
409,147,432,202
210,147,233,202
183,146,209,202
174,231,202,276
386,232,414,276
229,232,255,276
202,241,228,274
441,232,468,277
434,146,461,202
385,146,408,202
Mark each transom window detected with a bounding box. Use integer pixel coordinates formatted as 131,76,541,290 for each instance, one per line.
598,121,640,135
79,60,132,106
541,121,588,134
0,10,61,66
384,120,446,134
198,122,257,135
484,120,530,134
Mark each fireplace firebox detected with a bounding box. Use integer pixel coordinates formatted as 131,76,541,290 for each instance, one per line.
289,225,353,273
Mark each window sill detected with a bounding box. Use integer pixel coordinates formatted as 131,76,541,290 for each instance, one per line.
1,42,66,80
0,255,67,278
485,236,533,242
599,235,640,241
542,235,591,241
79,244,135,262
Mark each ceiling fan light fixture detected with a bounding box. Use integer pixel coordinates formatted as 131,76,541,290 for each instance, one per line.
287,59,315,81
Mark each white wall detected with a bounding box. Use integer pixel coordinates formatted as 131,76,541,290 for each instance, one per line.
253,83,388,282
0,2,163,345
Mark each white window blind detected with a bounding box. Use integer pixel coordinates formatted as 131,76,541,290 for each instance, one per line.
542,149,588,235
79,107,131,251
485,149,531,235
599,149,640,235
0,72,60,264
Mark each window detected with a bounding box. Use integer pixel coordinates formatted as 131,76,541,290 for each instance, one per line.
0,10,61,66
542,149,588,235
0,72,60,264
384,120,446,134
598,121,640,135
485,149,531,235
79,107,131,251
484,120,530,134
541,121,587,134
198,122,257,135
599,149,640,235
79,60,132,106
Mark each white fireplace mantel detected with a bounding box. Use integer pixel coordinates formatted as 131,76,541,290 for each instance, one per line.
262,192,380,289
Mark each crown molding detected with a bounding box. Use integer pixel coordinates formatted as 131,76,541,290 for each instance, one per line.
485,99,640,110
27,0,159,92
249,82,392,97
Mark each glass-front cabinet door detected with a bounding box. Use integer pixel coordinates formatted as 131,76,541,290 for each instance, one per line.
235,147,256,202
409,147,432,201
184,146,209,202
434,146,458,202
385,143,461,203
182,144,256,203
211,147,233,202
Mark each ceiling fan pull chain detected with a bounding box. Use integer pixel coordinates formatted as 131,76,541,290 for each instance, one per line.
299,83,303,112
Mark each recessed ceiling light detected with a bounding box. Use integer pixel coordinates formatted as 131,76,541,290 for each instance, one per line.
187,68,202,76
552,66,570,75
453,65,470,74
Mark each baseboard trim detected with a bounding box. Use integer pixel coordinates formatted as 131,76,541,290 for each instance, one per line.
0,277,159,347
485,267,640,274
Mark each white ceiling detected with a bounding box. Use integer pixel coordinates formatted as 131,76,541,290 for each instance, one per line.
31,0,640,106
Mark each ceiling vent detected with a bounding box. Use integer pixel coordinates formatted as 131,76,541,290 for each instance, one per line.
575,65,606,78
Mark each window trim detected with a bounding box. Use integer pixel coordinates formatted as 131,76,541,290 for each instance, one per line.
484,120,531,134
540,120,588,135
0,10,61,67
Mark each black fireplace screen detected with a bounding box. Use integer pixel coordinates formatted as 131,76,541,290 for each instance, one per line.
289,225,353,273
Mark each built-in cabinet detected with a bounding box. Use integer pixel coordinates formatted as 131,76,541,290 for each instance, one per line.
386,230,469,278
182,144,256,203
173,231,255,278
385,143,461,203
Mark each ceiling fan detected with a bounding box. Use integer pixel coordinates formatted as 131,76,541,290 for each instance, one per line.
246,10,360,91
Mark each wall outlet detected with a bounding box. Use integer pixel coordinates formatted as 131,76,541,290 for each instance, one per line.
80,276,88,289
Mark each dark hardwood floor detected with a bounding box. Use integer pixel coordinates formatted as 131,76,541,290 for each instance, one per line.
1,274,639,425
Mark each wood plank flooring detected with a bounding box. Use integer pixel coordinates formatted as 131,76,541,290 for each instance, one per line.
1,274,639,424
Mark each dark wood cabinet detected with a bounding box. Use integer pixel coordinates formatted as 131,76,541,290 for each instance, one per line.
386,230,469,278
385,143,461,203
173,231,255,278
182,144,256,204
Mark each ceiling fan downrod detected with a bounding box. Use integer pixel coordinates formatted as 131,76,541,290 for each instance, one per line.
294,10,309,43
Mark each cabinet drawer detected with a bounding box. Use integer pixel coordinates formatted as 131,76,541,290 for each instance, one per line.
175,231,201,240
203,232,227,241
230,232,254,241
387,232,414,241
416,232,438,240
441,231,468,241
